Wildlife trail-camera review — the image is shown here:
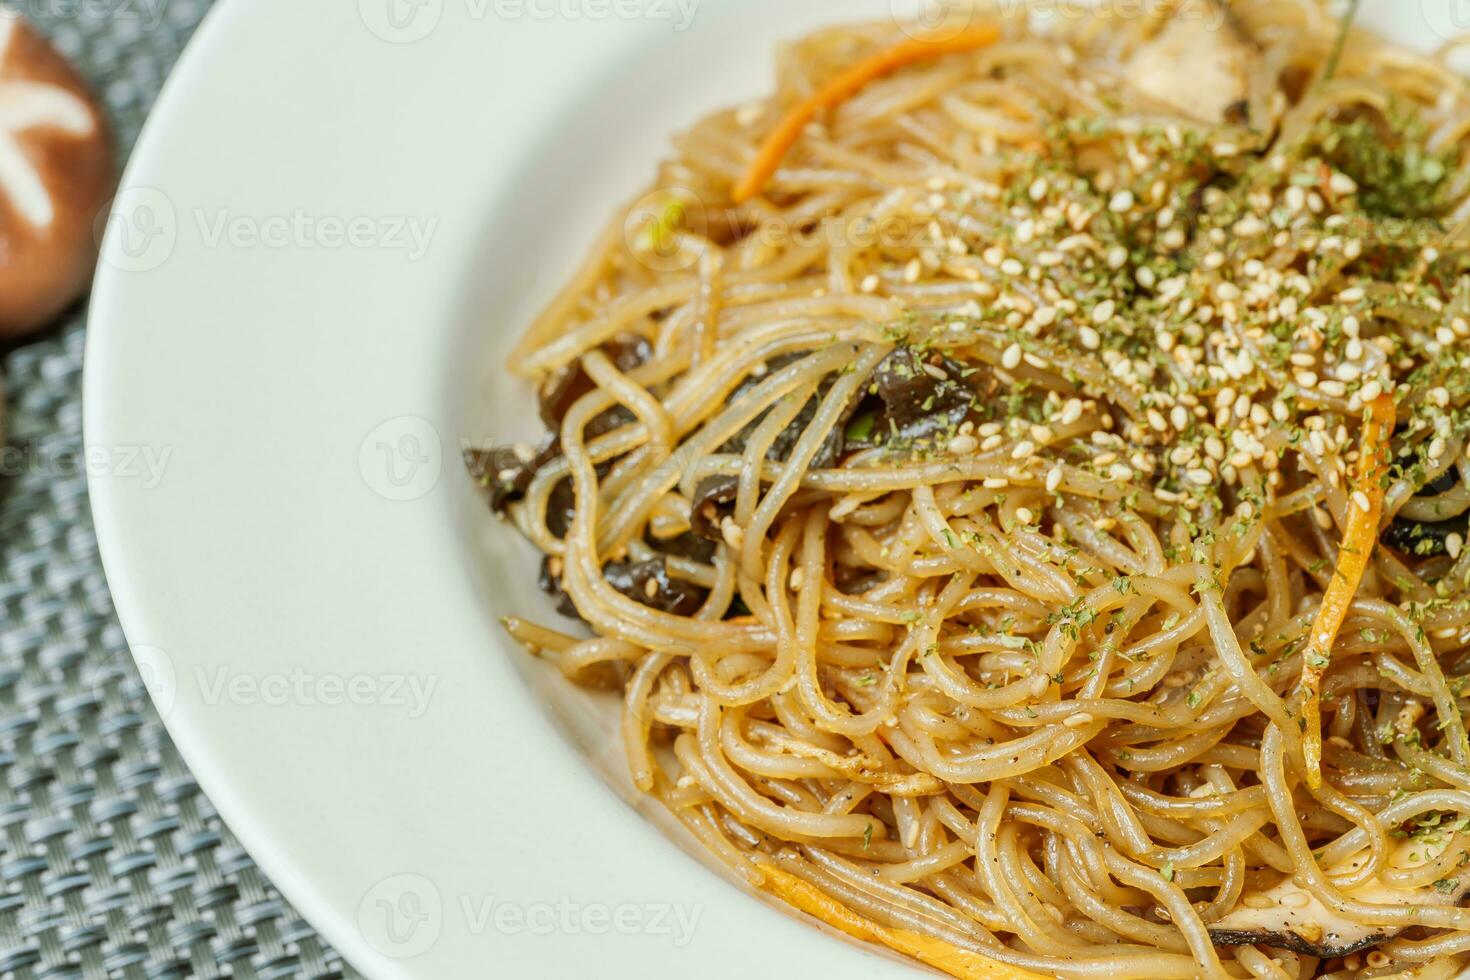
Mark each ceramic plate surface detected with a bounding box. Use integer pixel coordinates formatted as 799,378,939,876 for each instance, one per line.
84,0,1447,975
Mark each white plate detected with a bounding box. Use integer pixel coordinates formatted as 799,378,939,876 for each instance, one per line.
83,0,1450,977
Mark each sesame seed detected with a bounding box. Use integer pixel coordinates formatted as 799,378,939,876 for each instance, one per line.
1449,533,1465,560
721,518,744,550
1002,343,1023,370
1092,300,1116,324
860,274,880,293
1353,490,1372,513
1063,713,1094,729
1079,326,1101,350
1012,441,1038,461
1046,467,1064,493
1015,507,1035,525
1109,190,1134,213
947,434,979,455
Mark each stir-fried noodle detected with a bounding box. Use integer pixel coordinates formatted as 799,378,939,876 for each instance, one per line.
475,3,1470,976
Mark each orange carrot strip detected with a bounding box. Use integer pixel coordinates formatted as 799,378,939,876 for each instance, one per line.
731,24,1003,205
1300,393,1397,788
758,862,1043,980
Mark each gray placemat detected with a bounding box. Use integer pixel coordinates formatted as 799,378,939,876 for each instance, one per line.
0,3,352,977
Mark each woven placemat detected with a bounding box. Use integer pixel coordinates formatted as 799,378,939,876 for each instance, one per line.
0,4,352,977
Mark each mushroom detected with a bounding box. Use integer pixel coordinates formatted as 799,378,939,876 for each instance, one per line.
1210,839,1470,957
1125,5,1256,124
0,12,115,336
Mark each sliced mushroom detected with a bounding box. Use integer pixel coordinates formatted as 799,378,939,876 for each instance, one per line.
1125,6,1256,124
1210,840,1470,957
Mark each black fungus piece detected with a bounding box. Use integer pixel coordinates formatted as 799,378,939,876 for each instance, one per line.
719,353,853,468
1425,466,1459,495
586,405,637,441
537,556,580,619
604,560,708,616
465,437,558,515
834,564,885,596
648,530,717,565
537,334,653,429
1382,457,1468,558
545,477,577,540
538,557,707,621
1208,927,1392,960
1383,515,1469,558
845,346,978,451
690,475,740,543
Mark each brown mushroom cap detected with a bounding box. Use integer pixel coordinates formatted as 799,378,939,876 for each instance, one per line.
0,13,116,338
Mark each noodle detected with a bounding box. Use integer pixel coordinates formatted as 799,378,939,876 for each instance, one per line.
473,2,1470,977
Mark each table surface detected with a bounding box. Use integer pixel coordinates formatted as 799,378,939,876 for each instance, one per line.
0,4,352,977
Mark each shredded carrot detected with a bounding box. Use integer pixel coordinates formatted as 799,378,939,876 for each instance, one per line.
1300,393,1397,788
758,862,1044,980
731,24,1003,205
